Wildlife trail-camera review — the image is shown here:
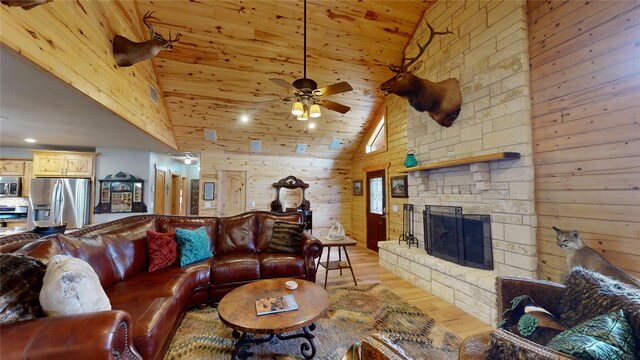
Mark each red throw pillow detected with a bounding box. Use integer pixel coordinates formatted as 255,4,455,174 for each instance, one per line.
146,230,178,272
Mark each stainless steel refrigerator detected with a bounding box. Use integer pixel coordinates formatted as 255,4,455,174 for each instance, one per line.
28,178,91,230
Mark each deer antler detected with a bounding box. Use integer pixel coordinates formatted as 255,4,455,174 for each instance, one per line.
142,11,161,33
389,21,453,73
168,30,181,43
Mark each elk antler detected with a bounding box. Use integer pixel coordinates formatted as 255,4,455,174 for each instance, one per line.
142,11,161,34
388,21,453,73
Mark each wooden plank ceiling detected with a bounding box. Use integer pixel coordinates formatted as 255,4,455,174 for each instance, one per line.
135,0,432,159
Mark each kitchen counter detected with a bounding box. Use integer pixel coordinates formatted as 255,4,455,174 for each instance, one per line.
0,225,28,236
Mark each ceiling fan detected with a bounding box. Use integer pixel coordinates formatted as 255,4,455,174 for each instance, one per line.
267,0,353,119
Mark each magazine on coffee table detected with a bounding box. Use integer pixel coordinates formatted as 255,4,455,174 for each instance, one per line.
255,294,299,316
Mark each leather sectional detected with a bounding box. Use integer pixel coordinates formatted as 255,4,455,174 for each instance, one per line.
0,211,322,360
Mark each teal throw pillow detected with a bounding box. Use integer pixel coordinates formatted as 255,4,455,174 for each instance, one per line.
547,310,637,360
175,227,213,266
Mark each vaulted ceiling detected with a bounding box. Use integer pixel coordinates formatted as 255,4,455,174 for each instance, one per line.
136,0,433,159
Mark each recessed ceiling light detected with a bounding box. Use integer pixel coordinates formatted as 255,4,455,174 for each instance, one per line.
241,115,249,122
308,123,316,129
24,138,36,143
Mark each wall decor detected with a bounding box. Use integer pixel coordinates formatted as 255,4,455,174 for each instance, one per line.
353,180,363,196
190,179,199,215
203,182,215,201
391,175,408,198
94,171,147,213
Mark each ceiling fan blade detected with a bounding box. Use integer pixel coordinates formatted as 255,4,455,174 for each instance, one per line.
317,81,353,96
254,96,293,105
269,78,300,93
317,99,351,114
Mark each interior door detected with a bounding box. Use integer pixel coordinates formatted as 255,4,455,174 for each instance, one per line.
170,174,180,215
219,170,246,217
154,168,166,215
180,176,187,215
366,169,386,252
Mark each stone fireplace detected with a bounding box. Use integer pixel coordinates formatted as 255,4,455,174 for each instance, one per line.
378,0,536,325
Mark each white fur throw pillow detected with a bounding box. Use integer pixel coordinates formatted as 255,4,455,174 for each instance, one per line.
39,255,111,316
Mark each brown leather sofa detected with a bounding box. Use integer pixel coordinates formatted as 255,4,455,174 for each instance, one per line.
0,211,322,360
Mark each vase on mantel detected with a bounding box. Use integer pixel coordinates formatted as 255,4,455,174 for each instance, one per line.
404,150,418,168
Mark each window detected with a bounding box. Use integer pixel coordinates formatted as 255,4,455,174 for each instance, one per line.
366,116,386,154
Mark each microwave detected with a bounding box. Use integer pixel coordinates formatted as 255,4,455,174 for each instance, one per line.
0,176,22,197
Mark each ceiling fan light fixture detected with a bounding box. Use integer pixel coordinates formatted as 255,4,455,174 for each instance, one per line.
309,104,321,118
292,101,304,116
297,110,309,121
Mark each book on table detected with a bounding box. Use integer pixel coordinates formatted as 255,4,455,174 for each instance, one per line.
255,294,299,316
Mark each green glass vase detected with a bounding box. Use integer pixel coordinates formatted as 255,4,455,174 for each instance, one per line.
404,151,418,168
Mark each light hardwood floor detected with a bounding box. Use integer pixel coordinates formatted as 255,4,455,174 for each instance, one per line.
315,244,494,340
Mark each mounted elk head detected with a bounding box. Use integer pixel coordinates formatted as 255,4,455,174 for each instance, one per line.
1,0,51,10
113,11,180,67
380,22,462,127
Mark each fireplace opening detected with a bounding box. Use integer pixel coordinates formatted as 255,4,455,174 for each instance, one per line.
424,205,493,270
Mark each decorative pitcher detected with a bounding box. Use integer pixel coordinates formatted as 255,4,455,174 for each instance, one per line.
404,150,418,168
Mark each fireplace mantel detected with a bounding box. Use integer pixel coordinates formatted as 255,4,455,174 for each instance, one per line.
398,152,520,173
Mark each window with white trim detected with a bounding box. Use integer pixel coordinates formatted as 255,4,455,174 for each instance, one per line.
365,116,386,154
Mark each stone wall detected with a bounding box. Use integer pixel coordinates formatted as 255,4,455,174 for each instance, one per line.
379,0,536,325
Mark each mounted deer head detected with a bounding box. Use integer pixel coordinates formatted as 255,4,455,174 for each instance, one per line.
113,11,180,67
380,22,462,127
1,0,51,10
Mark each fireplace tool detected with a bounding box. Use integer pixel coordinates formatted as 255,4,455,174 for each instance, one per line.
399,204,418,248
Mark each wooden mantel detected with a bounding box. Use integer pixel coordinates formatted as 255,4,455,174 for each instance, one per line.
398,152,520,173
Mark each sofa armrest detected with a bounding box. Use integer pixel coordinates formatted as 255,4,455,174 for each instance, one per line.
300,232,323,282
496,276,565,317
486,329,575,360
0,310,142,360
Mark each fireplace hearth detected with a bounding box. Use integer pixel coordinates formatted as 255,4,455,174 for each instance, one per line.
424,205,493,270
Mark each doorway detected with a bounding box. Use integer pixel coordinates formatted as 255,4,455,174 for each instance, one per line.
180,176,187,215
154,168,166,215
170,173,181,215
219,170,246,217
366,169,386,252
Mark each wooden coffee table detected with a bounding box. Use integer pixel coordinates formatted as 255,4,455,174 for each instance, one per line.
218,278,329,359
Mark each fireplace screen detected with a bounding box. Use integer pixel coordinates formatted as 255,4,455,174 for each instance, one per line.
424,205,493,270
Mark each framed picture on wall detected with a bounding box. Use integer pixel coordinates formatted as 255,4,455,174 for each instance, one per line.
203,181,215,200
353,180,363,196
390,175,408,198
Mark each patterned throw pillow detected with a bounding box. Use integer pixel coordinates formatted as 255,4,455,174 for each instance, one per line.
146,230,178,272
496,295,569,346
267,221,305,254
547,310,638,359
175,227,213,266
0,254,46,323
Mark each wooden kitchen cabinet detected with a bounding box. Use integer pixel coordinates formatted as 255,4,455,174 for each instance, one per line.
0,160,25,175
32,151,96,177
22,162,33,197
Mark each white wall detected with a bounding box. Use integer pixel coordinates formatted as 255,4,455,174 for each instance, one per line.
0,147,33,159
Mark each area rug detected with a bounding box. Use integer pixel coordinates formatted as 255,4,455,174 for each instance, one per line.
164,283,460,359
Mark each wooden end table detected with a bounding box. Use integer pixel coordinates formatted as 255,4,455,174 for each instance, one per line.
218,278,329,360
318,236,358,289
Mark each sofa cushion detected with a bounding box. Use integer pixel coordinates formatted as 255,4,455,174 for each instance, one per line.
259,253,305,278
216,213,257,254
17,237,64,263
157,217,218,253
560,267,640,338
267,221,305,254
106,271,191,305
40,255,111,316
57,234,119,288
497,295,568,346
146,230,178,272
176,227,213,266
0,254,46,322
211,253,260,284
256,212,301,252
547,310,637,359
100,219,157,281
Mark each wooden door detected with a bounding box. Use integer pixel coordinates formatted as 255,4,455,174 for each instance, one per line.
154,168,166,215
366,169,386,252
180,176,187,215
219,170,246,217
170,174,180,215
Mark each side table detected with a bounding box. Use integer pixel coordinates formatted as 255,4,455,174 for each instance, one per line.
317,236,358,289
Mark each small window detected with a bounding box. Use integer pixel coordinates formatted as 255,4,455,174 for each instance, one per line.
366,116,386,154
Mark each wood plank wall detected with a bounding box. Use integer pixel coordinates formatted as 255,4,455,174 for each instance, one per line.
528,1,640,280
199,152,351,235
350,96,408,245
0,1,176,149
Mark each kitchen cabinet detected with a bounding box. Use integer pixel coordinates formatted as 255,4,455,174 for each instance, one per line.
22,162,33,197
0,160,25,176
32,151,96,177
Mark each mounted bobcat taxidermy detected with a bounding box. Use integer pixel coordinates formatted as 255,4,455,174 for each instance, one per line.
380,22,461,127
553,226,640,288
113,11,180,67
1,0,51,10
